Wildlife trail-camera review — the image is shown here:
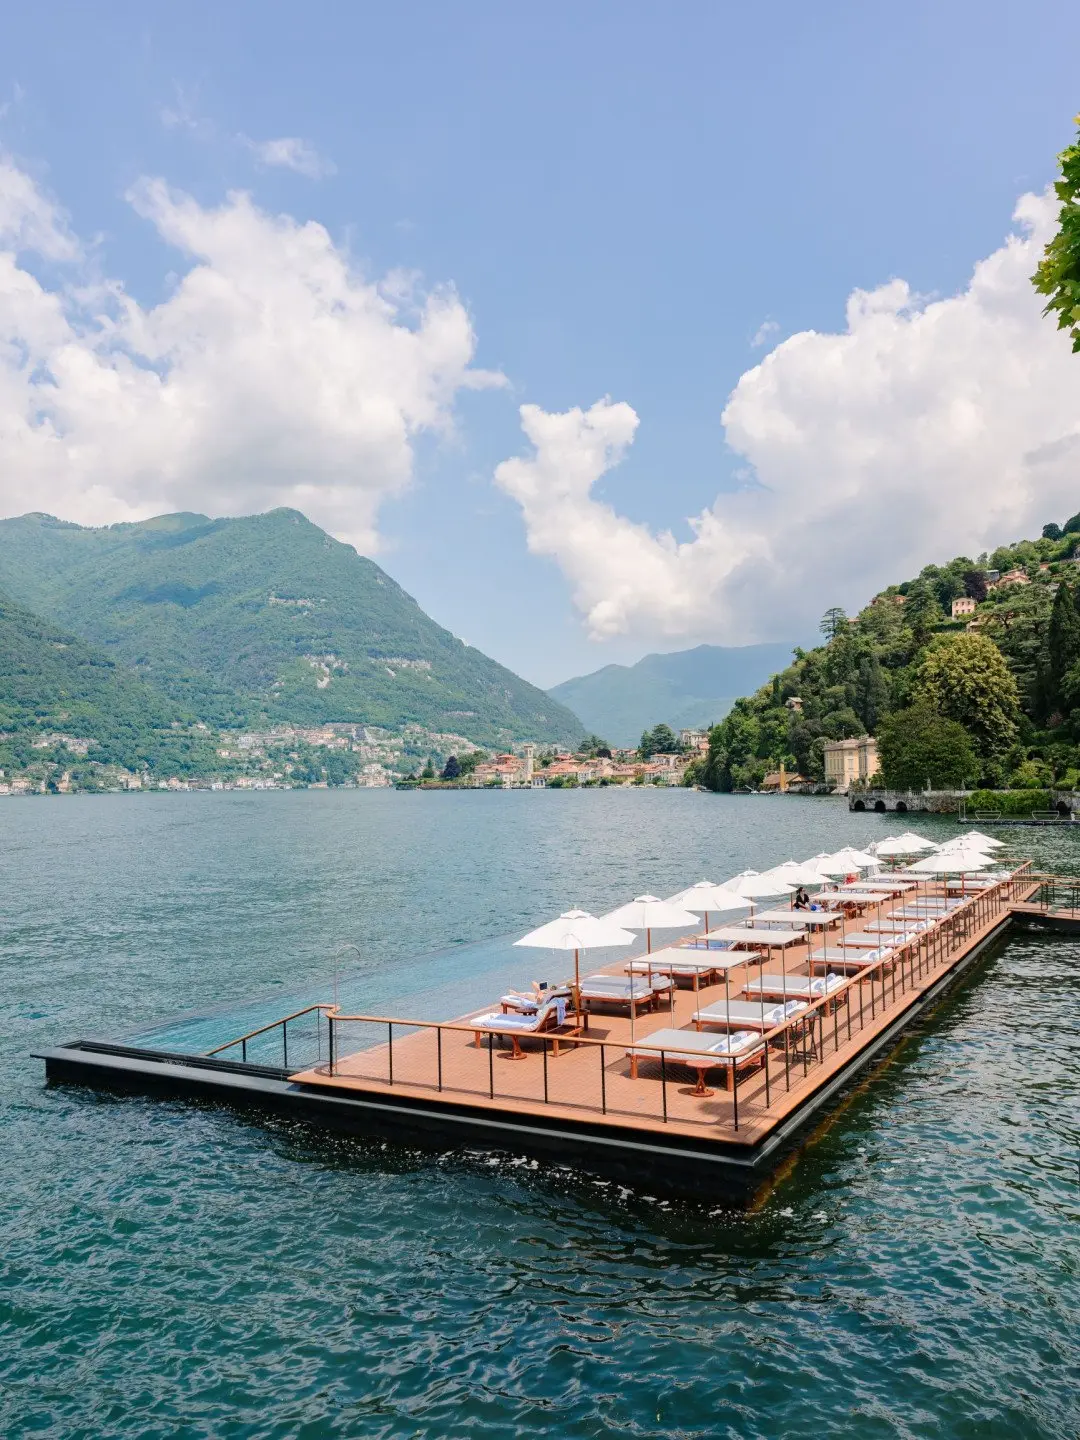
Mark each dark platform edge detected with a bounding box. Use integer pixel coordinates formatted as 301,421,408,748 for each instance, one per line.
36,917,1014,1202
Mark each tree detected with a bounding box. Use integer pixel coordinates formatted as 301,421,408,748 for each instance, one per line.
1043,522,1064,541
420,759,435,780
878,703,977,790
1047,581,1080,714
819,606,848,641
441,755,461,780
1064,510,1080,536
962,569,988,602
854,654,891,732
1032,114,1080,351
913,634,1020,761
639,723,681,757
903,578,940,646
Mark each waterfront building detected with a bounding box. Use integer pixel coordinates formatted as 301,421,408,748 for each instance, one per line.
823,735,878,792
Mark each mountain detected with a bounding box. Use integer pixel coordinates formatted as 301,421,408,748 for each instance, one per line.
0,591,221,775
0,510,584,748
548,643,797,747
698,519,1080,795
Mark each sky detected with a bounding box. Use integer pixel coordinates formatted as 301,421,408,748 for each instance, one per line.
2,1,1080,687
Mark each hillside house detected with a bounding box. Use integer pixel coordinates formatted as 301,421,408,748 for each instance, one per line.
823,735,878,792
951,596,976,617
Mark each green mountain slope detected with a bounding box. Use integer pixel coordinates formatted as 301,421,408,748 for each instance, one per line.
548,643,796,748
0,592,220,776
698,520,1080,793
0,510,584,747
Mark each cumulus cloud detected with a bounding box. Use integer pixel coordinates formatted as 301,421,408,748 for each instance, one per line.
496,190,1080,643
246,136,335,180
0,155,499,550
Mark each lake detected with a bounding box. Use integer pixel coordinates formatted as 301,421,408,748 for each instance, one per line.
1,789,1078,1438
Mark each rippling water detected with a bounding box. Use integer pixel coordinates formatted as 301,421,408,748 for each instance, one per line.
1,790,1078,1438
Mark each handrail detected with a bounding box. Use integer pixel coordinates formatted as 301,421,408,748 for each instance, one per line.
195,875,1018,1136
322,876,1012,1061
205,1003,337,1057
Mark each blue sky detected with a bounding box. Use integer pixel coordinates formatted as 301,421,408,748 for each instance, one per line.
2,2,1080,685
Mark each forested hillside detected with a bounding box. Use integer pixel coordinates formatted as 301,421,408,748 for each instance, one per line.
697,517,1080,793
0,510,584,748
0,593,222,781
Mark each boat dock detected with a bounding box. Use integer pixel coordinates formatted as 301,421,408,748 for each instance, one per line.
38,863,1058,1201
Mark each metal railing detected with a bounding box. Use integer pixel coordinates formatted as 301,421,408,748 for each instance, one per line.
307,867,1030,1135
205,1003,335,1070
201,867,1031,1137
1018,873,1080,915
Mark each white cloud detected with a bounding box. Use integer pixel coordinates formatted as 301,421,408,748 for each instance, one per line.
246,137,335,180
496,190,1080,644
750,318,779,347
0,155,500,550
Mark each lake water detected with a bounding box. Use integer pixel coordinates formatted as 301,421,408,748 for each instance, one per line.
1,789,1078,1438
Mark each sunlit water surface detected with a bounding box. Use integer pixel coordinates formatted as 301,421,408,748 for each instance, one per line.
1,790,1077,1438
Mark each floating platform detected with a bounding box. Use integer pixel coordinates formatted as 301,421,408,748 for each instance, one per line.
38,869,1046,1202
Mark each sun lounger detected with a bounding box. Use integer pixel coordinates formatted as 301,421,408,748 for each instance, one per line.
820,931,882,948
743,972,846,1005
470,995,578,1057
693,997,807,1030
499,986,572,1014
624,1027,765,1094
579,973,672,1016
808,946,892,974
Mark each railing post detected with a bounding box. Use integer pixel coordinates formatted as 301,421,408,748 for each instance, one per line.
600,1043,607,1114
437,1025,443,1092
488,1032,494,1098
388,1022,393,1085
328,1016,335,1075
660,1050,668,1122
282,1019,288,1071
732,1058,739,1131
542,1038,549,1103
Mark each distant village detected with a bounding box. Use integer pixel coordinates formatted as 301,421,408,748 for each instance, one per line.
415,729,713,789
0,714,888,797
0,723,716,796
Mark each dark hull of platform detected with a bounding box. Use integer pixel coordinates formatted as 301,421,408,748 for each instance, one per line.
37,918,1014,1203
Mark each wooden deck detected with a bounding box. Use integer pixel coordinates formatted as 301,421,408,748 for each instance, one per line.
290,873,1032,1151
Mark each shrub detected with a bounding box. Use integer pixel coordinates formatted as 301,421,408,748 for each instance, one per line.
967,787,1051,815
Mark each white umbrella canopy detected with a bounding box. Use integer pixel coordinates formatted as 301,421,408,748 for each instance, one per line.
604,894,701,952
665,881,752,932
515,909,637,951
832,846,879,869
939,833,1001,854
666,880,753,913
906,851,990,874
872,834,939,861
767,860,828,887
956,829,1005,849
897,832,939,851
802,852,853,878
515,909,637,1015
721,869,796,899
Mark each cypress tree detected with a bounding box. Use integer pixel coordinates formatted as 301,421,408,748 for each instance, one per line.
1047,581,1080,714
